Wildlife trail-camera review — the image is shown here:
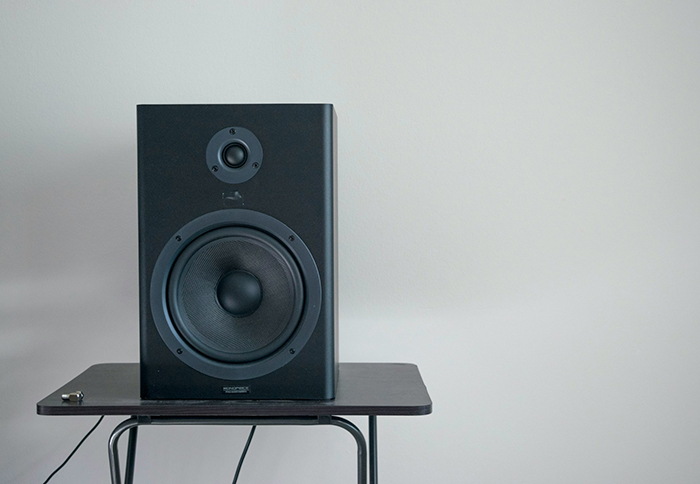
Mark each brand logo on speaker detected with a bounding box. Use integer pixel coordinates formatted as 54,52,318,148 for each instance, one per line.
222,386,251,394
222,190,244,204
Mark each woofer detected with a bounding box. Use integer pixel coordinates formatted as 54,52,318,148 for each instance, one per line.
149,209,322,381
167,226,304,363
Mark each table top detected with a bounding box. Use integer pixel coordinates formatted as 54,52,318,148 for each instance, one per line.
36,363,432,417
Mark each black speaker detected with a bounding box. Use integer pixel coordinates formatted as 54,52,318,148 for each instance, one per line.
138,104,338,400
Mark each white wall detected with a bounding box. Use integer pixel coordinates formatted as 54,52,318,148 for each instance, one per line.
2,1,699,483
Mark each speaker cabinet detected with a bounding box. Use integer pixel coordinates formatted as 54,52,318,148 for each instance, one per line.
138,104,338,400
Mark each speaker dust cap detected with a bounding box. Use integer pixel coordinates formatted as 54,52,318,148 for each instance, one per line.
206,127,263,184
150,209,322,381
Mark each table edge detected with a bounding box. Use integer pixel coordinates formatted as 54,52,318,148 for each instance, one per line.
37,362,433,417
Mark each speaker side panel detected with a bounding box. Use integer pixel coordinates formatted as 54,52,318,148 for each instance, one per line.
138,104,337,399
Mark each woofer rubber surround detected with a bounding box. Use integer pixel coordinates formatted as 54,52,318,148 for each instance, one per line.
150,209,322,380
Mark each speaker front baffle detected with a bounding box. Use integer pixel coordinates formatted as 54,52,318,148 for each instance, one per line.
138,104,338,400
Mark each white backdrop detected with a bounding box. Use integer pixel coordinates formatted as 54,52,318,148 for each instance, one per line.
2,1,699,483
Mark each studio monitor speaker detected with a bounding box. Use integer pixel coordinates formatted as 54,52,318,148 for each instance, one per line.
138,104,338,400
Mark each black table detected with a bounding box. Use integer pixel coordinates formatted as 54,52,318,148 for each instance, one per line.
37,363,432,484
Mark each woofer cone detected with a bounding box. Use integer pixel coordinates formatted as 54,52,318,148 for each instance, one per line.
166,227,304,363
149,208,322,381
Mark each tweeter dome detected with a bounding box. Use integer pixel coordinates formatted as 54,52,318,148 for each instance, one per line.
138,104,338,400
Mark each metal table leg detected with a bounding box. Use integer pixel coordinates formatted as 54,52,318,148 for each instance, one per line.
326,416,368,484
107,416,369,484
123,424,138,484
108,417,140,484
369,416,378,484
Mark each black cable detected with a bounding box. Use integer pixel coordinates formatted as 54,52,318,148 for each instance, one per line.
42,415,105,484
231,425,256,484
